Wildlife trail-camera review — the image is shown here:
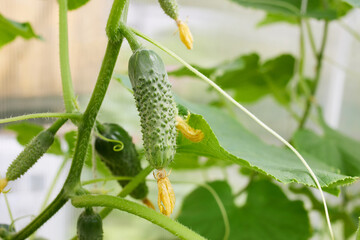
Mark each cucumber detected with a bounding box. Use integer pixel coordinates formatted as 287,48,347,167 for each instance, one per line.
95,123,148,200
158,0,179,20
77,208,103,240
128,49,177,169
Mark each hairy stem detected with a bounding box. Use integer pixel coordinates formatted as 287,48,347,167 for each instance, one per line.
0,112,81,125
59,0,77,112
131,28,334,239
71,195,207,240
298,21,329,130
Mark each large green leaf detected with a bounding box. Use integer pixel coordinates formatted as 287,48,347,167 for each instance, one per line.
356,217,360,240
169,53,295,104
230,0,351,21
6,122,63,155
174,98,356,189
0,14,39,48
68,0,91,10
177,180,311,240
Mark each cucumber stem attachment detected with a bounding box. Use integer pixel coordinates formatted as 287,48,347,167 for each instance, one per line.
118,22,142,52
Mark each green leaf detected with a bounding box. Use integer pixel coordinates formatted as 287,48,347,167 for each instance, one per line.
68,0,90,10
6,122,63,155
170,153,231,170
174,98,357,189
178,180,311,240
324,127,360,176
293,129,343,170
342,0,360,7
0,14,39,48
230,0,352,21
170,53,295,105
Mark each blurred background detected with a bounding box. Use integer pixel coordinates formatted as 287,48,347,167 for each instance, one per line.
0,0,359,239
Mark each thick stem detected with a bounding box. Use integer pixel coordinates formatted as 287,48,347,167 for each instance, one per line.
63,39,122,193
99,166,153,219
59,0,77,113
298,21,329,129
71,195,207,240
106,0,129,42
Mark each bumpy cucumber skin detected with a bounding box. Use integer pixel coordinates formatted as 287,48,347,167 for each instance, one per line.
128,49,177,169
77,208,103,240
6,130,54,181
95,123,148,200
158,0,179,20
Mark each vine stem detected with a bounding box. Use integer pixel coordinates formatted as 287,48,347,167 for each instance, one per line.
0,112,81,125
298,21,329,130
131,28,334,240
59,0,77,113
71,195,207,240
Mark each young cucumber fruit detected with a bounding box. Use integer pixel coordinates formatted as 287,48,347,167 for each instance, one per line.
128,49,177,169
77,208,103,240
95,123,148,200
158,0,179,20
6,129,55,181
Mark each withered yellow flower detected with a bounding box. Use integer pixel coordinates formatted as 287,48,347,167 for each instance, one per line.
0,178,8,194
176,20,193,50
142,198,155,210
176,116,204,143
154,169,175,216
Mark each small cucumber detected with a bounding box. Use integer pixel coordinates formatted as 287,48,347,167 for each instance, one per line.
6,130,55,181
95,123,148,200
158,0,179,20
77,208,103,240
128,49,177,169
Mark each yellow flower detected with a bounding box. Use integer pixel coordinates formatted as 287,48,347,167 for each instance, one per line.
176,20,193,50
154,169,175,216
176,115,204,143
0,178,8,194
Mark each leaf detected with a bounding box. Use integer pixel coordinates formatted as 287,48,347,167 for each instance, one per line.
170,153,231,170
6,122,63,155
177,180,311,240
169,53,295,105
0,14,39,48
342,0,360,7
293,129,343,170
230,0,351,21
174,98,357,189
68,0,90,10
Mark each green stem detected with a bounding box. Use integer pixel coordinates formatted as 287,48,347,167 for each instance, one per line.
59,0,77,113
0,112,81,125
106,0,129,42
99,165,153,219
298,19,311,99
63,39,122,194
298,21,329,130
305,20,317,58
71,195,207,240
82,176,133,186
4,194,14,223
119,22,142,52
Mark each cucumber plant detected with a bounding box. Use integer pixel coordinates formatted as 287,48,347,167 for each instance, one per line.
0,0,360,240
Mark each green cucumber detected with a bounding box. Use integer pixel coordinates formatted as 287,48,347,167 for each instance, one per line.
77,208,103,240
95,123,148,200
128,49,177,169
158,0,179,20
